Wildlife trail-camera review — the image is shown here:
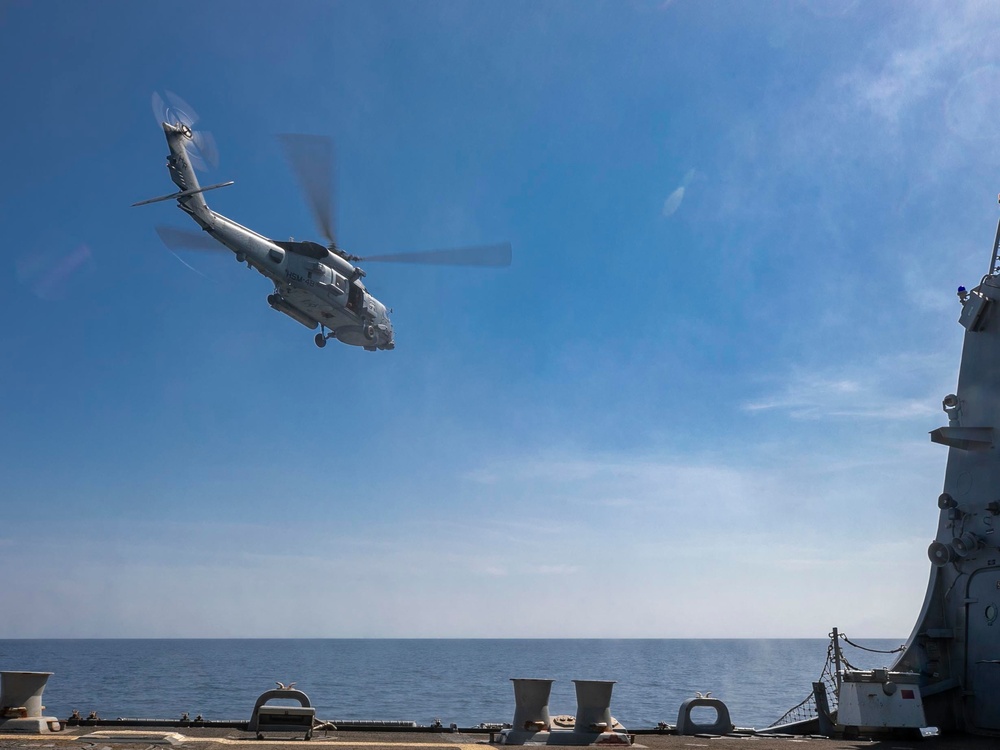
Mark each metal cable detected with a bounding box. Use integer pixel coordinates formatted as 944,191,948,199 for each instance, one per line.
839,634,904,655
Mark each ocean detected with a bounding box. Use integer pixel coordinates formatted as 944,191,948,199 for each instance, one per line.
0,639,904,730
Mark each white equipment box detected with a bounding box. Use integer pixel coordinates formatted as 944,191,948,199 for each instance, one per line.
838,670,926,729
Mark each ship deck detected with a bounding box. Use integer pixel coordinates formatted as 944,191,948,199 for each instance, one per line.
1,726,998,750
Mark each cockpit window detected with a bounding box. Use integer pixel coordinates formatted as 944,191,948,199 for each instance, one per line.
273,240,329,260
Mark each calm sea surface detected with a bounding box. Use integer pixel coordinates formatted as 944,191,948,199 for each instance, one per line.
0,639,904,729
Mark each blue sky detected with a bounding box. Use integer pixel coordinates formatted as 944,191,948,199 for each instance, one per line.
1,0,997,637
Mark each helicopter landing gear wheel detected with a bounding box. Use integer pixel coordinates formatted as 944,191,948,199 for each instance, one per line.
364,324,376,341
314,332,327,348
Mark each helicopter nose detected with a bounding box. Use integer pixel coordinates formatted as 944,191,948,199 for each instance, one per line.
377,320,394,349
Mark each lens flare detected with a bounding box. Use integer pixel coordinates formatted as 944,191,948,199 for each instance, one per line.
16,243,93,301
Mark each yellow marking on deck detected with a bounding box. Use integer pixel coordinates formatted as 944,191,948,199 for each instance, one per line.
0,736,482,749
188,741,476,748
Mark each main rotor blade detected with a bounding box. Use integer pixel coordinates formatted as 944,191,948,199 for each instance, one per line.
358,242,512,267
155,225,227,253
277,134,337,247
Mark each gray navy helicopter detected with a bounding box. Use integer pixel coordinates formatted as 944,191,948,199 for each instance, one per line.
135,92,511,350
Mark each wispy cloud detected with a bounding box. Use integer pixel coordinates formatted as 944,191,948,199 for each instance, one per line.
845,39,952,130
460,436,940,546
478,564,508,577
534,564,579,575
741,351,951,420
834,5,1000,140
742,376,937,420
709,3,1000,234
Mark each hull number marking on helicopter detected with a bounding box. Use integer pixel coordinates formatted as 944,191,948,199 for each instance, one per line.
285,270,317,287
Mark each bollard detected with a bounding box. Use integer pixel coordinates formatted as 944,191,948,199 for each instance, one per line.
0,672,53,719
572,680,615,732
510,678,553,731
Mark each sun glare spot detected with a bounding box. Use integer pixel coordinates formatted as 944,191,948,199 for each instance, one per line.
662,186,685,217
15,243,93,301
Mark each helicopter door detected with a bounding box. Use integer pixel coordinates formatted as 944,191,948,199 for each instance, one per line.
347,282,363,313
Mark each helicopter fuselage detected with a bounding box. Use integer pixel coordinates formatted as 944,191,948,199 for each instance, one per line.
156,122,394,351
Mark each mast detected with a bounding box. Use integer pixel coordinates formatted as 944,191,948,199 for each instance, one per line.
892,202,1000,733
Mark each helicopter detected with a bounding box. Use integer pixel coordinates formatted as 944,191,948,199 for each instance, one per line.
134,92,511,350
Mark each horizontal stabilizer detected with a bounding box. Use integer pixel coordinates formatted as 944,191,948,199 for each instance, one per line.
132,180,234,207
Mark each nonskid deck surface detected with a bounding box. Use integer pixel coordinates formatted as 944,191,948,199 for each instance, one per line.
0,727,996,750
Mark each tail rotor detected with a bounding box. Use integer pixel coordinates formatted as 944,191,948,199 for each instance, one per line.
152,90,219,172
